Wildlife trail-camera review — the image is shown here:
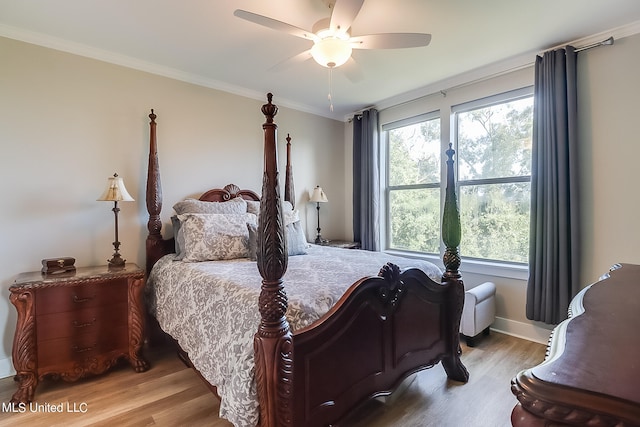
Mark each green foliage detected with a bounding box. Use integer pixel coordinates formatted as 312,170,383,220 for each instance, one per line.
459,183,530,263
387,97,533,263
389,188,440,253
388,120,441,253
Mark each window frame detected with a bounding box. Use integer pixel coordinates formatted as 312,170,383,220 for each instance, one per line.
382,111,442,256
452,86,534,265
378,86,534,279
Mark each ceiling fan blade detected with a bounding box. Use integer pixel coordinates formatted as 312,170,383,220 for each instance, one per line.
341,57,364,83
329,0,365,36
350,33,432,49
268,49,313,72
234,9,318,42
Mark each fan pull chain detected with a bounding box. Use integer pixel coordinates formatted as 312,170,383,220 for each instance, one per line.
328,67,334,112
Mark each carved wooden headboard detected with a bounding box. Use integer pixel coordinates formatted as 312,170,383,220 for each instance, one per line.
199,184,260,202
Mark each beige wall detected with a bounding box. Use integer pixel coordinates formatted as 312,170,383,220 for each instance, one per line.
577,33,640,283
0,36,345,376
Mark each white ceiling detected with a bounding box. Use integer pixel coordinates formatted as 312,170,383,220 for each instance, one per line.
2,0,640,120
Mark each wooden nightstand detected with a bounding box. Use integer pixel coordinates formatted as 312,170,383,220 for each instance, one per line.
9,264,149,404
320,240,361,249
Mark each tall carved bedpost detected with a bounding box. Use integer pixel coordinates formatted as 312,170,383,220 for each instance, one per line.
440,143,470,382
284,133,295,208
145,109,163,276
254,94,293,427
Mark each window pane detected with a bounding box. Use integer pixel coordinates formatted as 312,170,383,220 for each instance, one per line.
459,182,530,263
457,97,533,181
388,120,440,186
389,188,440,254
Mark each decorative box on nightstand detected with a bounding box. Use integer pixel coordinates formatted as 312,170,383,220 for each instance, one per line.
9,264,149,404
320,240,361,249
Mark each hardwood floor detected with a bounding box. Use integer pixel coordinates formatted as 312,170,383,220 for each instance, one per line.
0,332,545,427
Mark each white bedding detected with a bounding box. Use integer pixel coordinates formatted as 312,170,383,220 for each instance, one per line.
147,244,441,427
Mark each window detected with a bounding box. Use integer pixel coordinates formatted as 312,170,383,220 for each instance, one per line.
384,113,441,254
454,88,533,263
382,87,533,267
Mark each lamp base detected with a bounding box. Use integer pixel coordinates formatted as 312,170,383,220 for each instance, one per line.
107,253,126,269
315,235,328,245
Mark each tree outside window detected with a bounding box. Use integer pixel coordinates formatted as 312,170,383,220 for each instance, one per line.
386,116,440,254
456,94,533,263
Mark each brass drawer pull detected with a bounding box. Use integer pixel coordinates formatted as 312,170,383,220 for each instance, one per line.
72,344,96,353
72,318,96,328
72,294,95,303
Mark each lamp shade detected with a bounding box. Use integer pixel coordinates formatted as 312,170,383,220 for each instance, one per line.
97,173,134,202
311,38,352,68
309,186,328,203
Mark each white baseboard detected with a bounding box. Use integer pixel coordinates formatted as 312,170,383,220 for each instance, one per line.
0,356,15,380
491,316,553,345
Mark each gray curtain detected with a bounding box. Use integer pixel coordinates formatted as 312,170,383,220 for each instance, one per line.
352,109,380,251
527,46,581,324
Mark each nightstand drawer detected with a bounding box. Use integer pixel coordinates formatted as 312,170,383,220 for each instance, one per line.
37,328,128,371
36,302,128,341
36,279,128,315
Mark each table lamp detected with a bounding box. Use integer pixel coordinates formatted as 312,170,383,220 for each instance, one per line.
97,173,134,269
309,186,328,244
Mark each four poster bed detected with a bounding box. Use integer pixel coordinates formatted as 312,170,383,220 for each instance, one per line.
144,94,469,427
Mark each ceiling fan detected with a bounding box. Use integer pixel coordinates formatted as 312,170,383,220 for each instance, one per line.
233,0,432,74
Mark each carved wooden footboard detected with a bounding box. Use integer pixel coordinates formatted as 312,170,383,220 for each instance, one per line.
289,264,467,426
254,94,468,427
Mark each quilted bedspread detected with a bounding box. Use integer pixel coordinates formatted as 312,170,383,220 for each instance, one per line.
147,245,442,427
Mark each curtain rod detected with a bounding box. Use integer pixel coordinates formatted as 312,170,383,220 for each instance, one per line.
574,36,614,52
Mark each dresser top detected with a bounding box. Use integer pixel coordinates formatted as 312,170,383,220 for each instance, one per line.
12,263,143,289
532,263,640,404
513,263,640,425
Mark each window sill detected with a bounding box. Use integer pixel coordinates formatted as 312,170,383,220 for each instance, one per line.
384,249,529,281
461,258,529,281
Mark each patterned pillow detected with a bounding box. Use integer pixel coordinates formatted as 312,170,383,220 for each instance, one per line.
172,197,249,259
178,213,257,262
173,196,247,215
247,219,308,260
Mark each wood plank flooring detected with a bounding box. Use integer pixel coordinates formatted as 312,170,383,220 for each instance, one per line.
0,332,545,427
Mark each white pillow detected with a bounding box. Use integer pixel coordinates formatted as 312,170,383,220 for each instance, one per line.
246,200,260,216
286,220,308,255
173,196,247,215
284,209,300,226
246,200,298,226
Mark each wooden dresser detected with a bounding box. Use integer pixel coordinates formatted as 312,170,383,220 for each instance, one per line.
9,264,149,404
511,263,640,426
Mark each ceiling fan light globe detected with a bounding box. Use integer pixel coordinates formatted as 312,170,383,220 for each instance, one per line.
311,38,352,68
